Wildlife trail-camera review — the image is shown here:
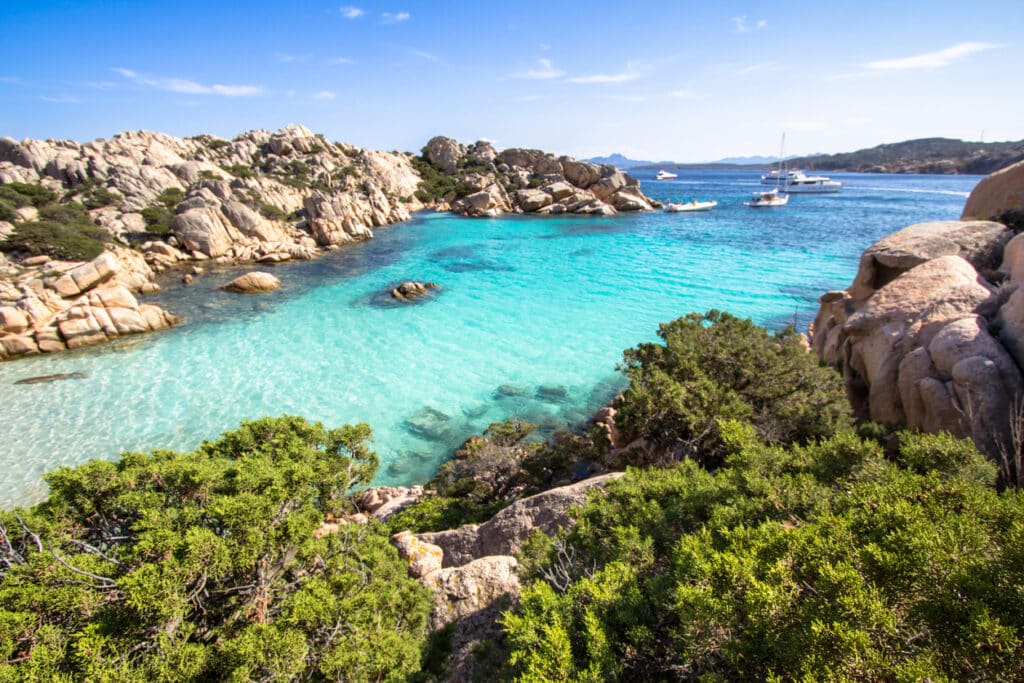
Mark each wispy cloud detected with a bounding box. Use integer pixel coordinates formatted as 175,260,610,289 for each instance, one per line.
329,56,354,65
865,41,1002,70
40,95,79,104
513,58,564,80
381,11,410,23
410,49,440,62
732,16,767,33
113,68,263,97
609,95,645,102
0,76,23,85
83,80,117,89
567,65,640,85
275,53,310,64
737,61,780,76
667,89,705,99
313,90,336,101
340,5,364,18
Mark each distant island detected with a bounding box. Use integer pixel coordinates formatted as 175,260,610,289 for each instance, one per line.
594,137,1024,175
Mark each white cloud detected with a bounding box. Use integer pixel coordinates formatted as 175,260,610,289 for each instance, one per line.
567,68,640,85
40,95,79,103
610,95,645,102
329,57,354,65
314,90,336,101
382,11,410,23
275,53,310,63
667,89,705,99
0,76,22,84
864,41,1002,70
732,16,767,33
514,58,564,80
410,49,440,62
737,61,780,76
340,6,364,18
113,68,263,97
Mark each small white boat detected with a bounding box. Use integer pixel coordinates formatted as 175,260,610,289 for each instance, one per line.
666,199,717,212
762,169,842,193
745,188,789,207
655,170,678,180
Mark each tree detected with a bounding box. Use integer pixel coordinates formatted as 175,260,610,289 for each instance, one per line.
0,415,431,681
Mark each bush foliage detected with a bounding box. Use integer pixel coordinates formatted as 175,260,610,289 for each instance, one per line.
0,183,112,260
0,415,431,681
614,310,852,465
505,428,1023,681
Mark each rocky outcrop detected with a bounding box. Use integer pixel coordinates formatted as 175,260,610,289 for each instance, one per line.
0,250,180,359
417,472,623,567
221,271,281,293
390,280,440,301
961,159,1024,220
421,135,659,218
810,215,1024,465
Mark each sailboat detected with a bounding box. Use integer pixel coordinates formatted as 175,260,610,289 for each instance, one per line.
746,133,790,207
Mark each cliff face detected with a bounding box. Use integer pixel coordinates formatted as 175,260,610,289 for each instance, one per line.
811,163,1024,473
421,136,659,217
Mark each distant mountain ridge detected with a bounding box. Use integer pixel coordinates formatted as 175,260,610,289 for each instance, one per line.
789,138,1024,175
589,138,1024,175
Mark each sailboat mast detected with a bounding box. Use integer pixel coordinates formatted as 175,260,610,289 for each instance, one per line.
776,132,786,192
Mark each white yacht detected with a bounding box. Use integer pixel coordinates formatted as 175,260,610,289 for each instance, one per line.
655,170,678,180
666,199,717,212
761,169,842,193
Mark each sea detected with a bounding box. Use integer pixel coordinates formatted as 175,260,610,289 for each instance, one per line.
0,170,981,508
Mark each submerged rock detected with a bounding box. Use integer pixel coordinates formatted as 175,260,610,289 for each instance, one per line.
404,406,453,441
535,384,569,403
14,371,87,385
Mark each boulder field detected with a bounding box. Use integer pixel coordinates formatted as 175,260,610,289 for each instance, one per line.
811,162,1024,469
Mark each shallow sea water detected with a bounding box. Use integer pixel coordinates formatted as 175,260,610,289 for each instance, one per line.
0,170,980,507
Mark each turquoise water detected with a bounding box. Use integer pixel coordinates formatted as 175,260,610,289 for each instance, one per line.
0,170,979,508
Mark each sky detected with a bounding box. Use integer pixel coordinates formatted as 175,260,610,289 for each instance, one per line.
1,1,1021,162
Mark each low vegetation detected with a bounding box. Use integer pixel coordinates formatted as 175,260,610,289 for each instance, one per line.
0,416,431,681
0,183,111,260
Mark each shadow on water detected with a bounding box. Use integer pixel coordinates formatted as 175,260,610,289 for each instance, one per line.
429,244,483,260
442,259,515,273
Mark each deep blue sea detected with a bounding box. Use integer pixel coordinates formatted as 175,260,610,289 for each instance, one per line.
0,170,980,508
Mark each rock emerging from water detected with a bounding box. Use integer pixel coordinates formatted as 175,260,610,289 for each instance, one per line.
221,271,281,293
390,280,440,301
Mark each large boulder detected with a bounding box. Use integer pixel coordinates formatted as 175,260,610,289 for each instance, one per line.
423,136,465,174
420,555,520,631
962,159,1024,220
221,271,281,293
846,220,1011,298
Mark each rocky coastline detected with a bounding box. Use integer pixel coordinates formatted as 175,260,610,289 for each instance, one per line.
0,125,657,360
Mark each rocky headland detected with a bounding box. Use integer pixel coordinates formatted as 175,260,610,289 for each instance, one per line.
811,159,1024,472
789,137,1024,175
0,126,656,360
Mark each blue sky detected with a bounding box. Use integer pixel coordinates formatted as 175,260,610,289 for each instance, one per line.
1,1,1021,161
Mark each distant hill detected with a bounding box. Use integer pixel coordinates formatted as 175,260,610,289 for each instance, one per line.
586,153,663,168
789,138,1024,175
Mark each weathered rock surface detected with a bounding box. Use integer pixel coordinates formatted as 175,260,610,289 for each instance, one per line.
810,211,1024,466
418,472,623,568
0,251,180,360
423,135,659,218
390,280,439,301
221,271,281,293
962,159,1024,220
357,485,425,519
421,555,520,631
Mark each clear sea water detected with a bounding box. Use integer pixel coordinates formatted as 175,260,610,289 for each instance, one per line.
0,170,980,508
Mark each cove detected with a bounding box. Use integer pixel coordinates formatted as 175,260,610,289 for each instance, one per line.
0,170,979,508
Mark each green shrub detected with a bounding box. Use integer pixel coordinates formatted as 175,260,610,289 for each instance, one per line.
222,164,255,179
37,201,91,225
206,138,231,150
0,415,431,681
0,220,109,260
141,206,174,235
257,202,286,220
386,495,507,534
0,182,57,208
0,198,15,222
614,310,851,465
411,156,458,203
80,185,120,209
155,187,185,210
504,430,1024,681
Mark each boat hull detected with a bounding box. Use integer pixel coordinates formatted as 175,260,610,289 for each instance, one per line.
666,200,717,212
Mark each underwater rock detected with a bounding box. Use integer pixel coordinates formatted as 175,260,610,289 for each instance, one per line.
535,384,569,403
14,371,87,385
404,406,453,441
493,383,530,399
